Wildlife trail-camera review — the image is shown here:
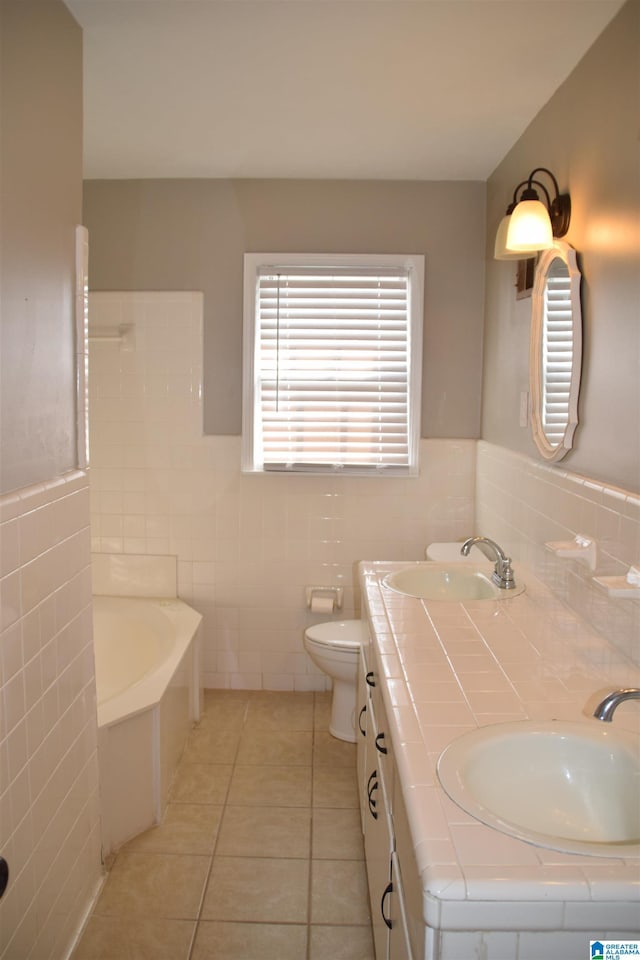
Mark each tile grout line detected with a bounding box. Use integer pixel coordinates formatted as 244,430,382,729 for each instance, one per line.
186,692,248,960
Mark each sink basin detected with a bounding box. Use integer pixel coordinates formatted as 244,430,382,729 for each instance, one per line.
437,720,640,857
383,562,524,601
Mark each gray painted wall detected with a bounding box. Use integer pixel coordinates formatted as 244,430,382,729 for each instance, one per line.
483,0,639,492
0,0,83,493
82,178,486,438
82,3,639,491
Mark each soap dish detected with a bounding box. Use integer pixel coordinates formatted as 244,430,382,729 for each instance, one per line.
593,565,640,599
545,534,597,571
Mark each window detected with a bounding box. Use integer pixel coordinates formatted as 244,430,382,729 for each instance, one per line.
242,254,424,475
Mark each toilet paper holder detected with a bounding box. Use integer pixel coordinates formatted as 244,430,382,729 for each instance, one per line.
305,585,344,611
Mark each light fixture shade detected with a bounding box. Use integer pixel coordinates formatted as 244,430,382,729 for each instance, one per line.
494,214,523,260
506,199,554,252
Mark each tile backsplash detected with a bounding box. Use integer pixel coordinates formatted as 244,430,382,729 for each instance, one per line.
88,293,476,689
0,472,102,959
476,441,640,665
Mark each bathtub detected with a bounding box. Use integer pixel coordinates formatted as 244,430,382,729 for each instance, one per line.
93,595,202,854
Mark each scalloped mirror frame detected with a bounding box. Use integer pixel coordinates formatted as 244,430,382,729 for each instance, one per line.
529,240,582,461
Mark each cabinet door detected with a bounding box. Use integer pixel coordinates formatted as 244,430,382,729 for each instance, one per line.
371,677,394,815
388,852,414,960
392,771,425,960
363,761,393,960
356,648,372,832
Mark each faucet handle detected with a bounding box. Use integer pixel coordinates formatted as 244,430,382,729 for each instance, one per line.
501,557,515,584
491,555,516,590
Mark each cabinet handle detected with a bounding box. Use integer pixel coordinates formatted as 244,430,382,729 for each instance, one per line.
358,704,367,736
375,732,388,755
380,880,393,930
365,671,376,688
367,769,378,819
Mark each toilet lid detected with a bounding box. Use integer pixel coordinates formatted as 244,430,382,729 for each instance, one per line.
305,619,366,651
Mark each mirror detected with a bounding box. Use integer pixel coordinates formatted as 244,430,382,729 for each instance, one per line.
529,240,582,461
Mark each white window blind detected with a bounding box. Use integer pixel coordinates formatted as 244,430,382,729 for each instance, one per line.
542,262,573,447
242,254,423,475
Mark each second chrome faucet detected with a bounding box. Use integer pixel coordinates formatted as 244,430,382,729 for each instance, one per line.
593,688,640,722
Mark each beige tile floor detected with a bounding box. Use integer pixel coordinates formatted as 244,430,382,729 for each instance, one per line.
72,690,375,960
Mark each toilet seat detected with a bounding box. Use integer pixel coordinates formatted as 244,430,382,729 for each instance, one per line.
305,620,367,653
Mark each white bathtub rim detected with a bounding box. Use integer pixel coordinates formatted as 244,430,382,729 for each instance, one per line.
93,595,202,729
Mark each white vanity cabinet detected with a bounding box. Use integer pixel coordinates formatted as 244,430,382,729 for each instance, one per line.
357,646,414,960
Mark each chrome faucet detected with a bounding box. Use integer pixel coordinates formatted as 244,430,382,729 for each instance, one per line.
461,536,516,590
593,688,640,722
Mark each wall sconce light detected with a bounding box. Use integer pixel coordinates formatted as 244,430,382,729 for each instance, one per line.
494,167,571,260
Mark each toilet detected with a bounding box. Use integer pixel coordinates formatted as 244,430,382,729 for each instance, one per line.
304,620,367,743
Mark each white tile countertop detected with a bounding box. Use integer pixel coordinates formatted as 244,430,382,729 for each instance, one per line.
358,560,640,935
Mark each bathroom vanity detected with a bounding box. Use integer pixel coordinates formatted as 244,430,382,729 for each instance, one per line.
357,561,640,960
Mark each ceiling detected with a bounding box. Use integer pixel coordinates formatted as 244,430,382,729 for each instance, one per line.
64,0,624,181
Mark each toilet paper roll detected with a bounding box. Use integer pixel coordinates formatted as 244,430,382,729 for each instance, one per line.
310,596,335,614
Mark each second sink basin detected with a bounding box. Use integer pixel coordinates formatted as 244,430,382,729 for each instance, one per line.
383,562,524,601
437,720,640,857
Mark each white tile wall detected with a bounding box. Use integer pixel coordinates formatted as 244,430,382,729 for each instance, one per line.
476,441,640,665
88,296,639,683
0,472,102,960
88,293,477,690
